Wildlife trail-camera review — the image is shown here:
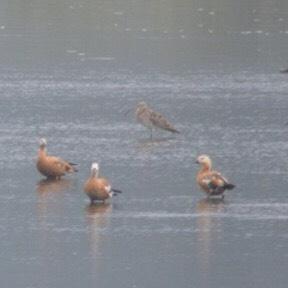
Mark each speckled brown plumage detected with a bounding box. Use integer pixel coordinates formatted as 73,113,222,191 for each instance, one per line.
135,102,179,136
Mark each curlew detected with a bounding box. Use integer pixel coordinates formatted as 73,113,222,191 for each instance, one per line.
135,102,179,138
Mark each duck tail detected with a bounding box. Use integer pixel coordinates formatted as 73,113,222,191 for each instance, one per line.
224,183,235,190
109,189,122,198
69,166,78,173
111,188,122,194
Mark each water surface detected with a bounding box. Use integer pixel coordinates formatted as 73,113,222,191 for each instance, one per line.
0,1,288,288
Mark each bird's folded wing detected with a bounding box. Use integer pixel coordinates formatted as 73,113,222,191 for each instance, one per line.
49,156,71,172
150,111,176,131
202,172,226,188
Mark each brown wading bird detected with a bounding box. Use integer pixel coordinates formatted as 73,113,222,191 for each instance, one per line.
196,154,235,198
84,163,122,203
37,138,78,180
135,102,180,138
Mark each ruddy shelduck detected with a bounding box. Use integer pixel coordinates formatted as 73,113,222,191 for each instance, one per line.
196,154,235,198
36,138,77,180
135,102,180,137
84,163,122,203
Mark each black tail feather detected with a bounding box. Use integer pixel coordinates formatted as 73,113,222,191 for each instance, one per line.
225,183,235,190
69,162,78,166
111,188,122,194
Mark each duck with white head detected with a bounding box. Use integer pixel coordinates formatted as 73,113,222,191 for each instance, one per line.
84,162,122,204
196,154,235,198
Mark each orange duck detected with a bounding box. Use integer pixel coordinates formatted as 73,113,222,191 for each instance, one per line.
84,163,122,203
36,138,77,180
196,154,235,198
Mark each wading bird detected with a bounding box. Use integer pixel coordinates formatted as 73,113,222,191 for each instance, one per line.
135,102,179,138
196,154,235,198
84,163,122,203
37,138,77,180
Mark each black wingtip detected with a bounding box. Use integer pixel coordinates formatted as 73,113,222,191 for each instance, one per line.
69,162,78,166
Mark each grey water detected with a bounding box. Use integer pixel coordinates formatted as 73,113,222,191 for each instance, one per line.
0,1,288,288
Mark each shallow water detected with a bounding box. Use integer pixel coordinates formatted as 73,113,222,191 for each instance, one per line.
0,1,288,288
1,69,288,288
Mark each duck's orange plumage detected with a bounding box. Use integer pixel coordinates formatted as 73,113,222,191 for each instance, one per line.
84,163,122,203
36,138,77,180
196,154,235,198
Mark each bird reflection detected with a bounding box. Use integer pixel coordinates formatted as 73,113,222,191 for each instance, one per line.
36,179,73,219
85,202,113,284
196,198,225,285
35,178,74,287
86,203,112,256
197,198,225,213
36,178,73,195
136,136,177,150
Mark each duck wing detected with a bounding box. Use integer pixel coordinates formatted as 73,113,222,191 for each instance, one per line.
203,171,235,192
48,156,77,173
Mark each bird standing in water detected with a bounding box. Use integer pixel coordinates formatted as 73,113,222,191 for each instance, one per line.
84,163,122,203
37,138,77,180
196,154,235,198
135,102,180,138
